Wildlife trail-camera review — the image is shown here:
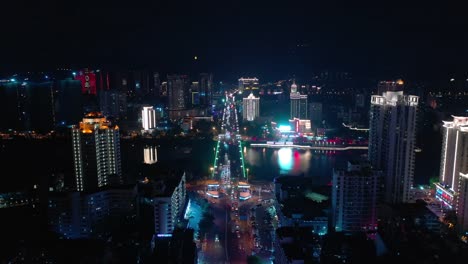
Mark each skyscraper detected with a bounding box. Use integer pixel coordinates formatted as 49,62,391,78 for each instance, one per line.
369,87,418,204
457,172,468,234
332,161,380,232
55,79,83,127
200,73,213,106
99,90,127,121
435,116,468,209
167,75,189,111
153,72,161,97
151,173,187,236
142,106,156,131
72,112,122,192
290,81,308,119
309,102,323,124
242,93,260,121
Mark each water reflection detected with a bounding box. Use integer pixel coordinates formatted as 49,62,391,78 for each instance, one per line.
277,148,293,173
245,147,366,185
143,145,158,164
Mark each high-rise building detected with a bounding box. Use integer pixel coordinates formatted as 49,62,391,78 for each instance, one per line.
332,161,380,232
48,185,137,239
99,90,127,121
457,172,468,234
238,77,259,94
152,173,187,235
167,75,189,111
74,68,97,95
369,87,418,204
144,145,158,164
435,116,468,209
290,81,308,119
190,81,200,106
72,112,122,192
242,93,260,121
142,106,156,131
55,79,83,127
200,73,213,106
153,72,161,97
309,102,323,124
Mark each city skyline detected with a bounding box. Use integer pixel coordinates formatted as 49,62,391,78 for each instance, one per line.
2,1,468,263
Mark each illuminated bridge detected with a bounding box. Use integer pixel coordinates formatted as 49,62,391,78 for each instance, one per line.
249,142,368,151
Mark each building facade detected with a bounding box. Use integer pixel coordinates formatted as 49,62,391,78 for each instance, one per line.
48,185,137,239
72,112,122,192
200,73,213,106
153,173,187,236
435,116,468,209
242,93,260,121
369,89,418,204
290,82,308,119
332,161,380,232
309,102,323,124
99,90,127,121
142,106,156,131
167,75,189,111
143,145,158,164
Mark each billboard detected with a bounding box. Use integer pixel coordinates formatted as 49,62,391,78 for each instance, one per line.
75,69,97,95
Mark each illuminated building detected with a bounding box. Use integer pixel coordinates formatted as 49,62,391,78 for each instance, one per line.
200,73,213,106
48,185,137,239
190,81,200,105
290,81,308,119
242,93,260,121
377,79,404,95
167,75,189,111
152,173,187,236
369,88,418,203
332,161,380,232
143,145,158,164
74,68,97,95
435,116,468,209
289,118,311,133
458,173,468,234
238,182,251,200
72,112,122,192
142,106,156,131
238,77,259,93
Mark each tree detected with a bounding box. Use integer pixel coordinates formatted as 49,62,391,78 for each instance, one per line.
198,212,215,237
429,176,439,187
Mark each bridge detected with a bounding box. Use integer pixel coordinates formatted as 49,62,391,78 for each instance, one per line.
248,142,368,151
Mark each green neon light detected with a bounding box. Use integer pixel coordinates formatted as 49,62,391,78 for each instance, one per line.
212,140,220,178
239,140,246,179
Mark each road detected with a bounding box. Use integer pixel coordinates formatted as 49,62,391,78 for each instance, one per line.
190,93,277,263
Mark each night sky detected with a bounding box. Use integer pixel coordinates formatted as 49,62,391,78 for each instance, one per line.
1,1,467,81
